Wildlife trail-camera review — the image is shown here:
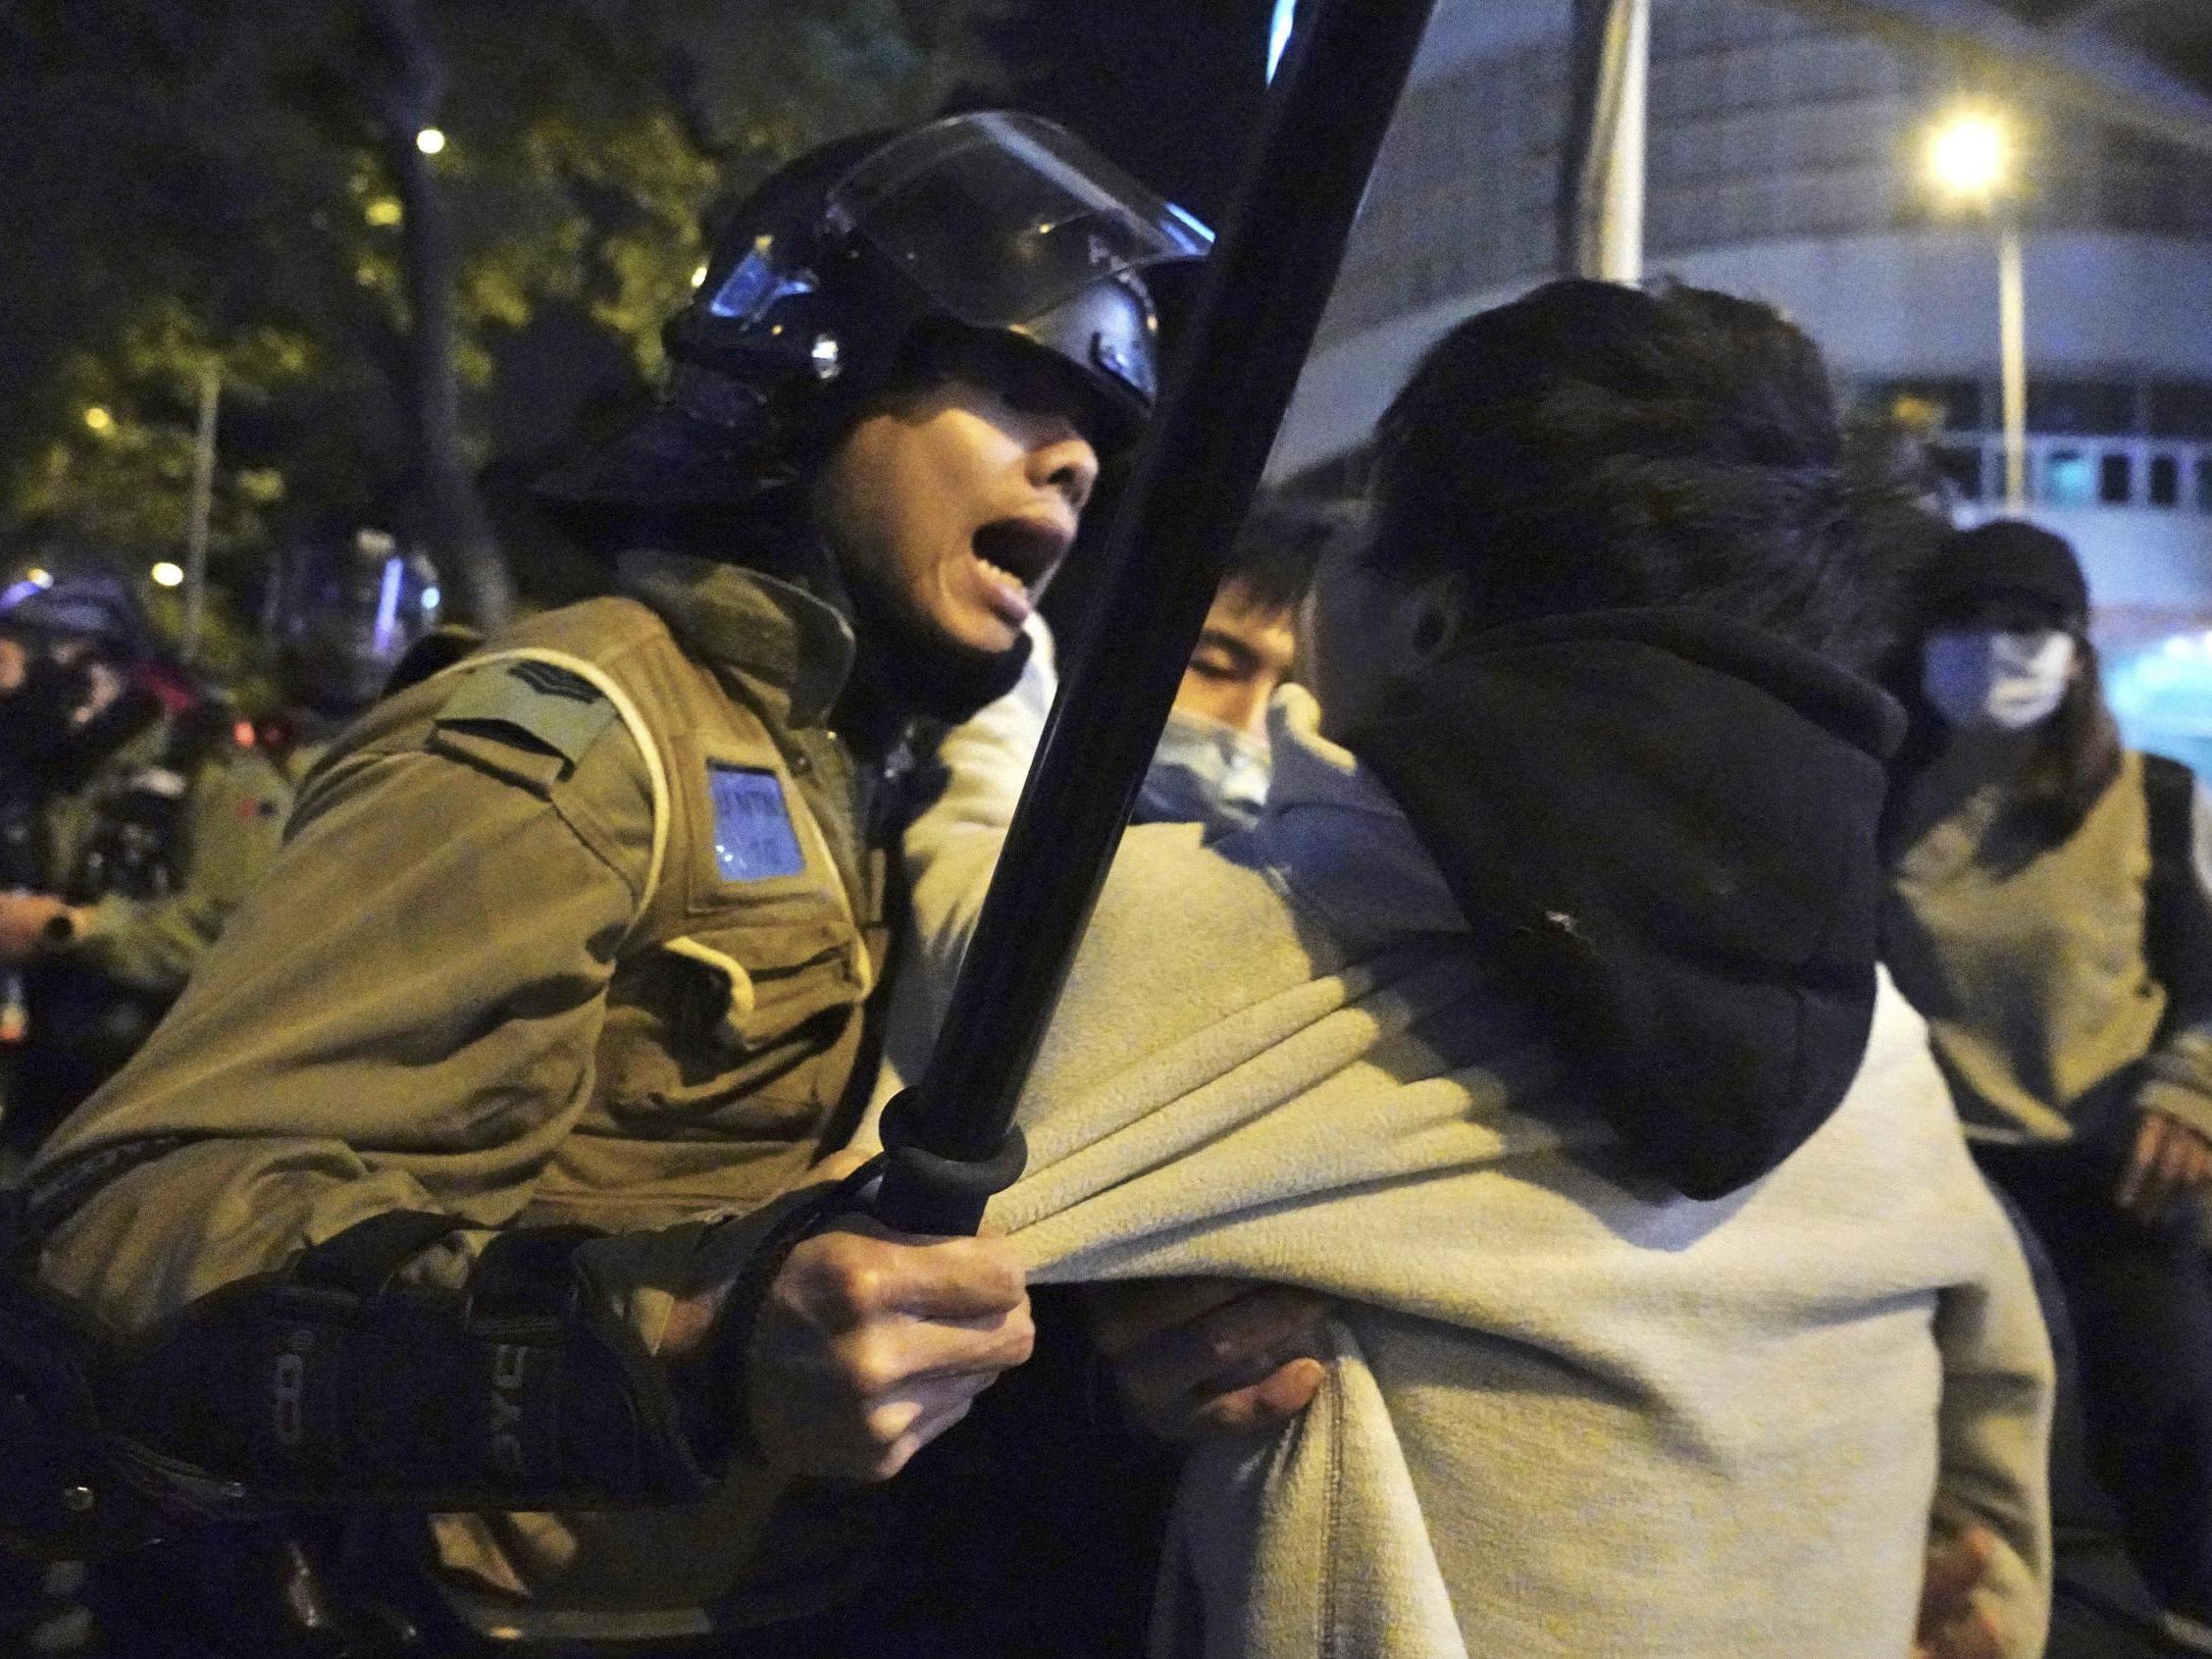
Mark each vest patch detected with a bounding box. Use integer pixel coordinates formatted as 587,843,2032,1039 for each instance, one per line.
707,763,805,882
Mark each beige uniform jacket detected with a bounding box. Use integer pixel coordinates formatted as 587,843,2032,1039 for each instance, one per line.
30,551,892,1633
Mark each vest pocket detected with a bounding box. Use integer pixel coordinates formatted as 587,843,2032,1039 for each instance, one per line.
596,917,868,1135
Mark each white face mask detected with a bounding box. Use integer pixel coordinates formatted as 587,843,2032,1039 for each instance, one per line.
1921,628,2079,731
1136,708,1272,835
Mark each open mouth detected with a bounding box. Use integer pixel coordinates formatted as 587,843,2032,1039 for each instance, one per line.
970,518,1071,601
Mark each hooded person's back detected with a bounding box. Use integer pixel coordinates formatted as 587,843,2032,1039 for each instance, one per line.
871,278,2053,1655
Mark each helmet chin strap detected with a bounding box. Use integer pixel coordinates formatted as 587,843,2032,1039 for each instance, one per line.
839,570,1033,744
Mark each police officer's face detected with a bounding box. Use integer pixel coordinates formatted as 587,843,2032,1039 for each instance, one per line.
814,377,1100,656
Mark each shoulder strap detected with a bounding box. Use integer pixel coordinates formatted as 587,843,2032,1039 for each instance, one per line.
432,647,671,939
2141,753,2212,1028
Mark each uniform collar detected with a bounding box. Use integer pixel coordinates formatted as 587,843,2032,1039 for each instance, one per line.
616,549,856,730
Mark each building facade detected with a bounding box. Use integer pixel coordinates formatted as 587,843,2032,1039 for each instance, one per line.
1271,0,2212,759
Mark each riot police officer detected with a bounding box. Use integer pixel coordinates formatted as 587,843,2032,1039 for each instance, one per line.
251,527,443,794
0,573,259,1158
22,112,1206,1650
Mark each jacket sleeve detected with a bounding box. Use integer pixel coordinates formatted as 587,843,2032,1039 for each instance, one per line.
1930,1189,2056,1659
29,716,653,1336
66,750,293,997
2135,772,2212,1141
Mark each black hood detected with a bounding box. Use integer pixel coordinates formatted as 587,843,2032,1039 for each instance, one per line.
1353,608,1906,1200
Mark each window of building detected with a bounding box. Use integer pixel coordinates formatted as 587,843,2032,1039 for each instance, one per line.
2150,454,2181,508
2150,383,2212,441
2044,449,2095,507
1930,443,1984,502
2100,453,2134,505
2029,380,2135,437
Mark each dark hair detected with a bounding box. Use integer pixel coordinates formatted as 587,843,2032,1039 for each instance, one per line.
1370,279,1903,673
1217,494,1360,616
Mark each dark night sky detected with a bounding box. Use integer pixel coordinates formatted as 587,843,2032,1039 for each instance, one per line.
986,0,1281,227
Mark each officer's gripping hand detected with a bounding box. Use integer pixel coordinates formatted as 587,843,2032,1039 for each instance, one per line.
1087,1277,1329,1441
658,1151,1033,1481
746,1210,1032,1480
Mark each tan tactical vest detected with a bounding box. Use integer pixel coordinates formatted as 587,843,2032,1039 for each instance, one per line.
421,593,887,1232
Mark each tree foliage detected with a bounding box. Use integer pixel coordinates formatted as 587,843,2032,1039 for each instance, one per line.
0,0,1004,625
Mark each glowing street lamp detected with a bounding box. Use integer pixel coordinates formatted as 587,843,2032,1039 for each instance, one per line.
1926,110,2027,511
150,562,185,589
415,127,446,156
1927,112,2008,201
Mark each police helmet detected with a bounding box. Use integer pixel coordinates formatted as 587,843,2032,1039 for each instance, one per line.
537,111,1211,519
0,569,150,661
269,529,443,712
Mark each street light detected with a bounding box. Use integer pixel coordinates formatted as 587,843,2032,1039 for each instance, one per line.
415,127,446,156
1926,110,2028,512
1927,112,2007,200
150,562,184,589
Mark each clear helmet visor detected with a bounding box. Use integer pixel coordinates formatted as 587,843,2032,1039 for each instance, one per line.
828,111,1211,330
704,111,1211,336
276,532,442,704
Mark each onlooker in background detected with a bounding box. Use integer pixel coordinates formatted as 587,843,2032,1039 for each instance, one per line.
1880,517,2212,1627
887,493,1352,1035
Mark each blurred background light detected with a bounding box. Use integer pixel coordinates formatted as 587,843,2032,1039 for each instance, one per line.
1926,110,2009,200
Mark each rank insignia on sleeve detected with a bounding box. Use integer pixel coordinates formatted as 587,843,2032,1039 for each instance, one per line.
505,660,600,702
707,763,806,882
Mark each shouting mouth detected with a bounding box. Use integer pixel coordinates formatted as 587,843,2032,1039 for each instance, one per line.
969,517,1073,628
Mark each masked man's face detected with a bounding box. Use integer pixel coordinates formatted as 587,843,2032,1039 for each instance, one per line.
1176,581,1298,740
813,376,1099,657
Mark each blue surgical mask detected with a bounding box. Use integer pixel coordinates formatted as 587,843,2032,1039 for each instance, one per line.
1921,628,2079,731
1135,708,1272,836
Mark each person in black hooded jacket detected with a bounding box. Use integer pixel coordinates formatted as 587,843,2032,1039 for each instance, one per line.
881,277,2054,1657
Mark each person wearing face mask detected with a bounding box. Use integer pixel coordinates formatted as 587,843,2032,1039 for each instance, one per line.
1132,496,1347,836
10,114,1210,1654
1881,517,2212,1629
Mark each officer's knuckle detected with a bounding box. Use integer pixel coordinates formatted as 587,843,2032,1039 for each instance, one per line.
862,1400,916,1451
797,1236,882,1321
998,1313,1037,1368
841,1333,904,1400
